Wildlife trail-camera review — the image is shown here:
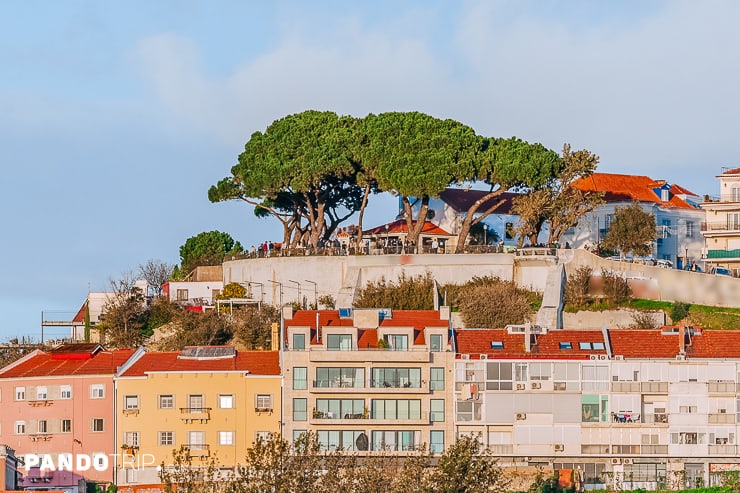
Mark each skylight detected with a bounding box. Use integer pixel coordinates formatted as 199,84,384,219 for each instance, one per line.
559,342,572,350
490,341,504,349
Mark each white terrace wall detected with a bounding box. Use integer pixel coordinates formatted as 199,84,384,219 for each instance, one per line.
563,249,740,308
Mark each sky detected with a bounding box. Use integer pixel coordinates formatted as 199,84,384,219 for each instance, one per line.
1,0,739,341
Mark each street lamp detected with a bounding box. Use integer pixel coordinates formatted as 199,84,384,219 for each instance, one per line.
384,224,390,253
304,280,318,309
267,280,283,306
483,224,488,246
288,280,301,307
248,281,264,301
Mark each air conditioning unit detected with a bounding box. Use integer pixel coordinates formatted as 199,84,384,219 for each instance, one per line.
611,458,622,465
613,355,624,360
599,354,608,360
531,382,541,390
622,458,632,465
719,408,727,414
515,413,527,420
554,444,564,452
461,354,470,360
479,354,488,360
515,383,525,391
676,354,686,361
590,354,598,360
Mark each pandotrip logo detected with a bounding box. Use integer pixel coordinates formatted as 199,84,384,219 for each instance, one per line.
24,453,156,472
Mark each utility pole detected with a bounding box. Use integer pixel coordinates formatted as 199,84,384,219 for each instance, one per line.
304,280,318,309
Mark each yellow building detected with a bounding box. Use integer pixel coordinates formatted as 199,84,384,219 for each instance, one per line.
114,346,281,486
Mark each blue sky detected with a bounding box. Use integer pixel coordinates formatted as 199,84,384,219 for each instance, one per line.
1,0,739,340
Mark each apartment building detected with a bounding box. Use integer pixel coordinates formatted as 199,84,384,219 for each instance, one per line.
0,344,134,493
114,346,281,486
282,309,455,454
701,166,740,274
454,324,740,490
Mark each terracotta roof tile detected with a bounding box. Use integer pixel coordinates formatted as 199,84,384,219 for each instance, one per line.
0,349,134,378
438,189,518,214
455,329,607,359
119,350,280,376
363,219,450,236
721,167,740,175
571,173,698,209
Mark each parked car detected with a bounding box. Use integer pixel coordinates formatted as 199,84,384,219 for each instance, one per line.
710,266,732,277
655,259,673,269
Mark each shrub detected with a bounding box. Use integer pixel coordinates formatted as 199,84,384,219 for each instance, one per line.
601,269,631,305
565,266,592,306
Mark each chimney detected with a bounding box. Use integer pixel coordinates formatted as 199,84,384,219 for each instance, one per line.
678,321,685,355
524,322,531,353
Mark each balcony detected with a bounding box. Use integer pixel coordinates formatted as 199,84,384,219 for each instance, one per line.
703,249,740,260
179,407,212,424
709,444,737,455
184,444,210,458
308,347,430,363
122,408,140,417
28,400,53,407
708,413,735,424
701,222,740,234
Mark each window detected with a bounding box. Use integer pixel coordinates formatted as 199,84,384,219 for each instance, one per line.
159,394,174,409
671,432,704,445
124,431,140,447
505,222,515,240
188,394,205,413
293,367,307,390
90,384,105,399
486,362,513,390
255,431,271,442
188,431,205,450
490,341,504,349
293,333,305,351
582,364,609,391
124,395,140,410
158,431,174,446
15,387,25,401
581,395,609,423
371,367,421,388
559,342,572,350
255,394,273,412
316,399,365,419
371,430,419,451
371,399,421,420
219,431,234,446
553,362,581,391
15,421,25,434
60,385,72,399
37,420,48,433
176,289,189,301
430,334,443,352
293,430,307,443
579,342,605,350
686,221,695,238
219,395,234,409
293,398,307,421
430,368,445,391
430,431,444,453
514,362,528,382
318,430,367,451
326,334,352,351
456,401,481,421
662,219,671,238
91,418,105,432
385,334,408,350
529,362,552,381
430,399,445,422
315,367,364,388
61,419,72,433
125,468,138,484
680,405,698,414
36,386,48,400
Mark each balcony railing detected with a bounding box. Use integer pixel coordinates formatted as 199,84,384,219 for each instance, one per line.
184,444,210,457
701,222,740,233
179,407,211,423
369,379,422,389
702,193,740,203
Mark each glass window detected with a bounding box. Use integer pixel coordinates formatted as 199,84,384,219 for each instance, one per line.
219,395,234,409
124,395,140,410
371,399,421,420
158,431,174,446
60,385,72,399
559,342,572,350
430,430,444,453
90,385,105,399
486,362,513,390
38,420,48,433
581,394,609,422
529,362,551,381
430,334,443,352
219,431,234,446
386,334,408,351
36,386,48,400
293,398,307,421
293,367,308,390
456,401,481,421
14,421,25,434
293,430,307,443
491,341,504,349
430,368,445,391
188,394,205,412
61,419,72,433
15,387,25,401
315,367,364,388
91,418,105,432
371,430,419,451
256,394,273,411
293,333,305,351
317,430,367,451
327,334,352,350
371,367,421,388
430,399,445,422
124,431,140,447
159,394,174,409
579,342,591,350
316,399,365,419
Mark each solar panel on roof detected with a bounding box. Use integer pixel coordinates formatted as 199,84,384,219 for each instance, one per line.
178,346,236,359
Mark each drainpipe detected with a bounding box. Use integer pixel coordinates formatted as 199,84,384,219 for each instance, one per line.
524,322,531,353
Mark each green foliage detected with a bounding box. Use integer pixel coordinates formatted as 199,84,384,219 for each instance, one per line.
218,282,247,300
671,301,691,323
179,230,243,275
446,276,539,329
354,272,435,310
600,269,631,304
318,294,336,309
145,297,180,333
427,435,509,493
601,202,657,258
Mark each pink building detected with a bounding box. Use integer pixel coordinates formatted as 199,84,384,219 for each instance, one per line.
0,344,134,493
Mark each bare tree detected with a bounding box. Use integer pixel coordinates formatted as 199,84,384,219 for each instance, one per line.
98,271,149,348
138,258,174,297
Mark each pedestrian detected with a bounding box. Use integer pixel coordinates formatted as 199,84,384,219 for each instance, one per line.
432,238,439,253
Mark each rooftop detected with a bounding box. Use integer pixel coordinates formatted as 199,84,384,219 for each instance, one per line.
0,347,134,378
119,348,280,376
571,172,699,209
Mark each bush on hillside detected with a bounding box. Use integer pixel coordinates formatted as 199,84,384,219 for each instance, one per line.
354,272,435,310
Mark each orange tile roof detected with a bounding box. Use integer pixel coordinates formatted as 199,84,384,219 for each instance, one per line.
119,350,280,376
0,349,134,378
363,219,450,236
721,167,740,175
286,310,448,347
455,329,607,359
608,329,683,358
571,173,698,209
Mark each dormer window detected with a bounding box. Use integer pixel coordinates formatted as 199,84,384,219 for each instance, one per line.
327,334,352,351
293,333,306,351
385,334,408,351
559,342,572,350
430,334,443,352
490,341,504,350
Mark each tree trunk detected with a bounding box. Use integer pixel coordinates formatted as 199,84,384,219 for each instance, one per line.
403,195,429,246
454,190,506,253
355,183,372,248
